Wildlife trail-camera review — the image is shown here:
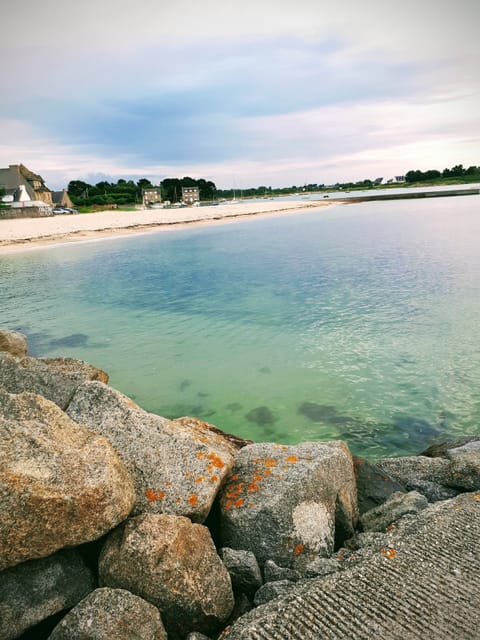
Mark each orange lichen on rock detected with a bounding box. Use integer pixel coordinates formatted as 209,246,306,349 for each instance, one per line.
145,489,166,502
223,483,245,500
293,543,304,556
235,498,245,508
210,475,219,483
285,455,298,464
207,452,226,469
247,483,259,492
164,481,172,487
380,548,397,559
195,476,205,483
188,494,198,507
264,458,278,467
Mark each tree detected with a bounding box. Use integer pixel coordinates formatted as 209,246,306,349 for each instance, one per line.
68,180,91,198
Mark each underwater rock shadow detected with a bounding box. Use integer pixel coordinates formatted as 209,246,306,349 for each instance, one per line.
49,333,90,349
245,405,277,427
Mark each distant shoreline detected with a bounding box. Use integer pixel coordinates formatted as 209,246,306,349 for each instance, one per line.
0,200,334,255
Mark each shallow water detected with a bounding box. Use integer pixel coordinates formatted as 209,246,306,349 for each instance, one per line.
1,195,479,459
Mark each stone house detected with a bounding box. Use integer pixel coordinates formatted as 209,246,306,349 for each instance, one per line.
0,164,54,205
142,188,162,207
182,186,200,205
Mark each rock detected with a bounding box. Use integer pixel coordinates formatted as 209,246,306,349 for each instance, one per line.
218,441,357,572
253,580,296,606
219,548,262,596
0,328,28,357
0,352,108,410
360,490,429,532
377,454,451,486
446,440,480,490
420,436,480,458
174,417,253,450
228,592,253,624
67,382,235,521
0,389,135,569
263,559,301,583
353,455,405,514
377,455,456,502
303,556,343,578
99,514,234,639
219,493,480,640
48,588,167,640
0,549,95,640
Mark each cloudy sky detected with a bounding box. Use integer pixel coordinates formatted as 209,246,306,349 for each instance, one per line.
1,0,479,189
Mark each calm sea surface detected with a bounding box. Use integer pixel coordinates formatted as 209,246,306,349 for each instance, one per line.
1,195,479,459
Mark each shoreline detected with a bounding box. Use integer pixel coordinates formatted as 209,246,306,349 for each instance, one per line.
0,200,335,254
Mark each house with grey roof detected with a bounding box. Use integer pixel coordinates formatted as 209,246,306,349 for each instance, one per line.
0,164,54,205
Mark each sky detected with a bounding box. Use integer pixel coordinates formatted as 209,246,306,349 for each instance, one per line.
1,0,479,189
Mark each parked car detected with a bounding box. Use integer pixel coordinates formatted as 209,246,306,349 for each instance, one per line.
53,207,78,215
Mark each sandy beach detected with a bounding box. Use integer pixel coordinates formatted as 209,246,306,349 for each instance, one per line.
0,200,334,254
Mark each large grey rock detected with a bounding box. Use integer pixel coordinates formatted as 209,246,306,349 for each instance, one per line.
48,588,167,640
353,455,405,513
360,490,428,532
0,352,108,410
0,390,135,569
263,559,300,583
99,514,234,639
446,440,480,490
303,556,343,578
253,580,296,606
0,328,28,357
0,549,95,640
377,455,457,502
219,548,263,596
218,441,357,571
67,381,235,521
220,492,480,639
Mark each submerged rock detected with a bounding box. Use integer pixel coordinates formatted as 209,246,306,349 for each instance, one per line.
0,549,95,640
0,389,135,570
48,588,167,640
99,514,234,640
67,382,236,521
0,328,28,357
0,352,108,410
218,441,358,572
245,405,276,426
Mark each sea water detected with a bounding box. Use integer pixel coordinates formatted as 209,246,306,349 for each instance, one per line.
1,195,479,459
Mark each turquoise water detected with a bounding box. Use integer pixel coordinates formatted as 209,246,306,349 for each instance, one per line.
1,195,480,459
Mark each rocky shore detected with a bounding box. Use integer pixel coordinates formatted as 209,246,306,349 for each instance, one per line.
0,328,479,639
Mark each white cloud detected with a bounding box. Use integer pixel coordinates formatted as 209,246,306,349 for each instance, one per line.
1,0,478,188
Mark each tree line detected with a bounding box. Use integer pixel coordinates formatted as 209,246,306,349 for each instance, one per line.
66,162,480,206
405,164,480,183
67,177,216,207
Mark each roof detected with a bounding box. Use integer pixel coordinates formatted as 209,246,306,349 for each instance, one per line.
0,166,36,200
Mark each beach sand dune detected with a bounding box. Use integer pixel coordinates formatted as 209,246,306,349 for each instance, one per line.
0,200,333,254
